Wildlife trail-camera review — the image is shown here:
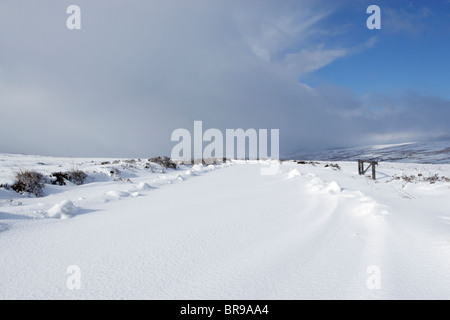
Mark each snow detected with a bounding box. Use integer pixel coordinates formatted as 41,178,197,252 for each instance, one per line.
47,200,79,219
106,190,131,199
288,140,450,164
0,153,449,299
287,169,301,179
136,182,152,191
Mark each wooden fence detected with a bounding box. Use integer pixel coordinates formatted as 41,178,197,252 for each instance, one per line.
358,160,378,180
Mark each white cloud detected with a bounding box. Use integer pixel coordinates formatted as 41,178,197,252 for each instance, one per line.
283,47,348,74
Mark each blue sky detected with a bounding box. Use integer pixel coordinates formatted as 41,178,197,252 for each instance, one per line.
0,0,449,157
309,0,450,99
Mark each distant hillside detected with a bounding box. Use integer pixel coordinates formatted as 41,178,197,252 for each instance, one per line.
287,141,450,164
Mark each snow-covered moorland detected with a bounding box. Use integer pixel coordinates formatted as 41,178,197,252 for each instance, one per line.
0,152,449,299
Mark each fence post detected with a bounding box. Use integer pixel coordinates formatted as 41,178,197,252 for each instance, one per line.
358,160,378,180
371,161,376,180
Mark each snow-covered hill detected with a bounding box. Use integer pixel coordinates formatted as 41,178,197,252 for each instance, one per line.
287,140,450,164
0,154,449,299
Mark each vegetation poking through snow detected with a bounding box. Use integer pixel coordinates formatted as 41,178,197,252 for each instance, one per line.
389,173,450,184
296,161,320,166
324,163,341,170
109,168,121,177
51,170,88,186
148,156,177,169
11,170,46,197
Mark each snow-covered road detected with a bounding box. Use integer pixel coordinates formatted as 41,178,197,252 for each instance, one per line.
0,161,449,299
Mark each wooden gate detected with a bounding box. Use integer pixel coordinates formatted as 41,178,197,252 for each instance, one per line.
358,160,378,180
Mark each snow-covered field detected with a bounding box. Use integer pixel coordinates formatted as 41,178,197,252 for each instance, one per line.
287,140,450,164
0,153,449,299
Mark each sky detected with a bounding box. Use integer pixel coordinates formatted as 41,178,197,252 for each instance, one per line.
0,0,449,157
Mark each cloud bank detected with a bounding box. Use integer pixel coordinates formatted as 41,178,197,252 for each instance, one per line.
0,0,449,157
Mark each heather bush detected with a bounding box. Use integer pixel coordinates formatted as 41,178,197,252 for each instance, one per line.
12,170,45,197
51,170,88,186
149,156,177,169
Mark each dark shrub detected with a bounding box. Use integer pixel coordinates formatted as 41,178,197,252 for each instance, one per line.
149,156,177,169
0,183,10,190
12,170,45,197
68,170,88,185
51,170,88,186
325,163,341,170
51,172,67,186
297,161,320,166
110,168,121,177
